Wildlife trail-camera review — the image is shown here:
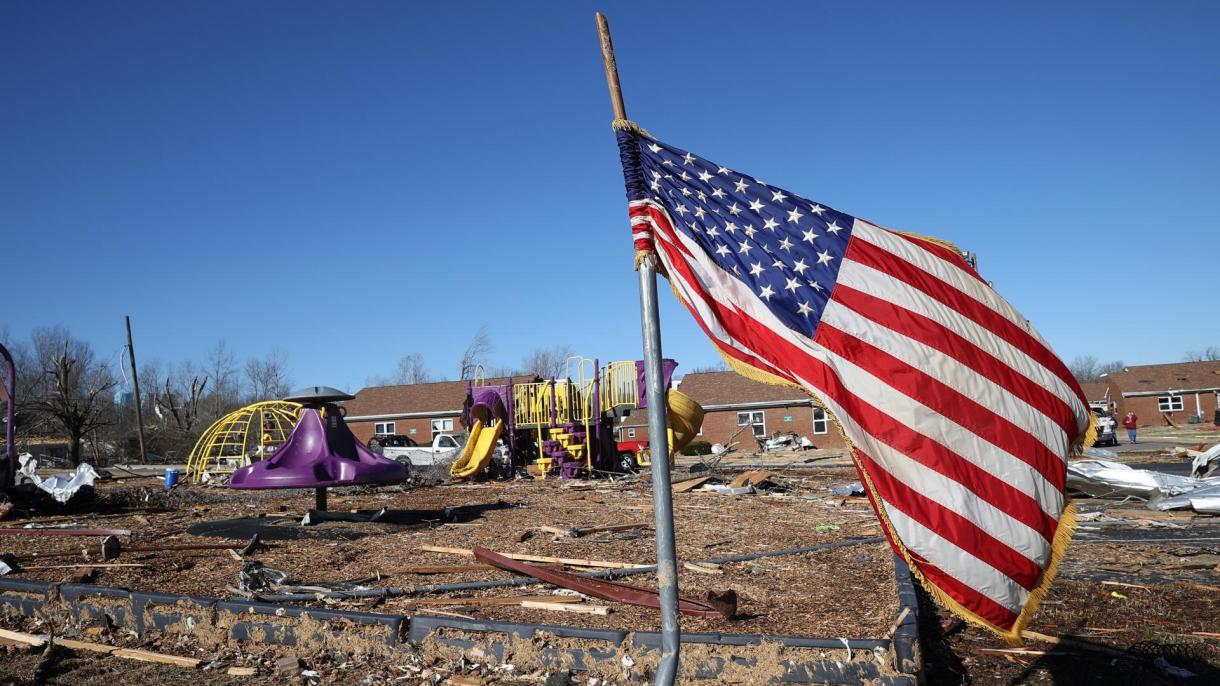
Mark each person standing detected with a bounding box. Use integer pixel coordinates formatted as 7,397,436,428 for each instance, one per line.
1122,411,1139,444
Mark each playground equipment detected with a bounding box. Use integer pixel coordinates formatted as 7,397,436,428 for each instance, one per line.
229,386,409,510
185,401,302,482
452,357,703,479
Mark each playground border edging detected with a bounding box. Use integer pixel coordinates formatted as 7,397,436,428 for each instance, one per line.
0,553,921,683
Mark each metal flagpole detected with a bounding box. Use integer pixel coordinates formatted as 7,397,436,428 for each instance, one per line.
595,13,681,686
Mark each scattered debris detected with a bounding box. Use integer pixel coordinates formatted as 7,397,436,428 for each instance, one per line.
301,508,387,526
537,522,650,538
1067,458,1214,499
407,595,582,609
0,627,201,668
472,546,737,619
419,545,643,569
829,481,864,497
17,457,99,504
0,527,131,537
519,600,610,615
99,532,261,561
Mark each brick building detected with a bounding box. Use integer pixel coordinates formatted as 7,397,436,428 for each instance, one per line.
342,376,535,446
1079,381,1113,413
669,371,845,450
1102,361,1220,427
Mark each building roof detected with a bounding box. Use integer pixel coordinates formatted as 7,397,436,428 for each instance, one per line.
343,376,536,419
1104,361,1220,397
1078,381,1110,402
676,371,811,409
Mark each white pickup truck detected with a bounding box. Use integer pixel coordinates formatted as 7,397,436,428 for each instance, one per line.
369,433,466,466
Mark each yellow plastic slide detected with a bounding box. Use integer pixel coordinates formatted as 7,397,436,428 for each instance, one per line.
666,389,705,454
449,419,504,479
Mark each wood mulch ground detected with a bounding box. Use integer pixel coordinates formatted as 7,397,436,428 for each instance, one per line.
5,468,1220,684
0,469,896,638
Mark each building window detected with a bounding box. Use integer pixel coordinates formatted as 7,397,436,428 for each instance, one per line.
1158,395,1184,412
812,407,829,435
373,422,395,435
737,411,765,437
431,418,453,439
627,428,636,438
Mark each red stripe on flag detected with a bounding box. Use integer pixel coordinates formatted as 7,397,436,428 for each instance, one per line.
816,370,1060,540
847,239,1086,410
889,231,986,284
909,552,1022,630
855,449,1044,588
816,323,1067,490
832,285,1079,438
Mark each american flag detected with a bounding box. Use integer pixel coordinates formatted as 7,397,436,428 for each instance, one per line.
615,129,1089,639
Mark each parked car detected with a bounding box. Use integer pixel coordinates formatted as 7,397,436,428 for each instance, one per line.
1092,409,1120,447
375,433,466,466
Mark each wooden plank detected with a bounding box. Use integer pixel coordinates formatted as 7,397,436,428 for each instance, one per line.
672,476,711,493
575,522,649,536
520,600,610,615
407,594,583,608
0,628,44,647
0,528,132,537
111,647,201,668
227,667,258,676
419,545,642,569
6,631,199,667
1020,630,1127,656
54,638,118,654
683,561,723,575
19,563,146,570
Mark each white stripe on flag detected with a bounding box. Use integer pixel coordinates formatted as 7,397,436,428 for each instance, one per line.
817,347,1065,517
850,221,1047,344
819,392,1053,565
836,259,1085,418
883,502,1030,614
820,299,1072,457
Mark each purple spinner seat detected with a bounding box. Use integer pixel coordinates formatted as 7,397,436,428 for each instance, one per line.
229,386,408,490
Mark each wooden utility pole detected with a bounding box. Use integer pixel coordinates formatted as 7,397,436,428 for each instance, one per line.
125,316,147,464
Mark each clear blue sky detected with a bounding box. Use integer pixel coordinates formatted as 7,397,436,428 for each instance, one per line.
3,1,1217,391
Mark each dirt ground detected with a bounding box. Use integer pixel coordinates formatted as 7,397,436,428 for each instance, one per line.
2,458,1219,684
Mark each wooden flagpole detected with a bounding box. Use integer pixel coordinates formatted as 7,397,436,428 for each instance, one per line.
595,12,682,686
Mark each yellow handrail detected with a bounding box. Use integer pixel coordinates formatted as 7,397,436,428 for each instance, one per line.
599,360,640,413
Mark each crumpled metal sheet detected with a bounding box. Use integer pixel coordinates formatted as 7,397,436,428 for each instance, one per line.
1190,443,1220,478
22,463,99,504
1066,459,1201,499
1151,482,1220,514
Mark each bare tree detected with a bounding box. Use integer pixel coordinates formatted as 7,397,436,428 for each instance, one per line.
155,365,208,436
1068,355,1100,383
458,326,493,380
1069,355,1125,383
520,344,575,379
393,353,433,385
25,327,117,466
1184,346,1220,362
204,339,239,415
245,349,292,400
